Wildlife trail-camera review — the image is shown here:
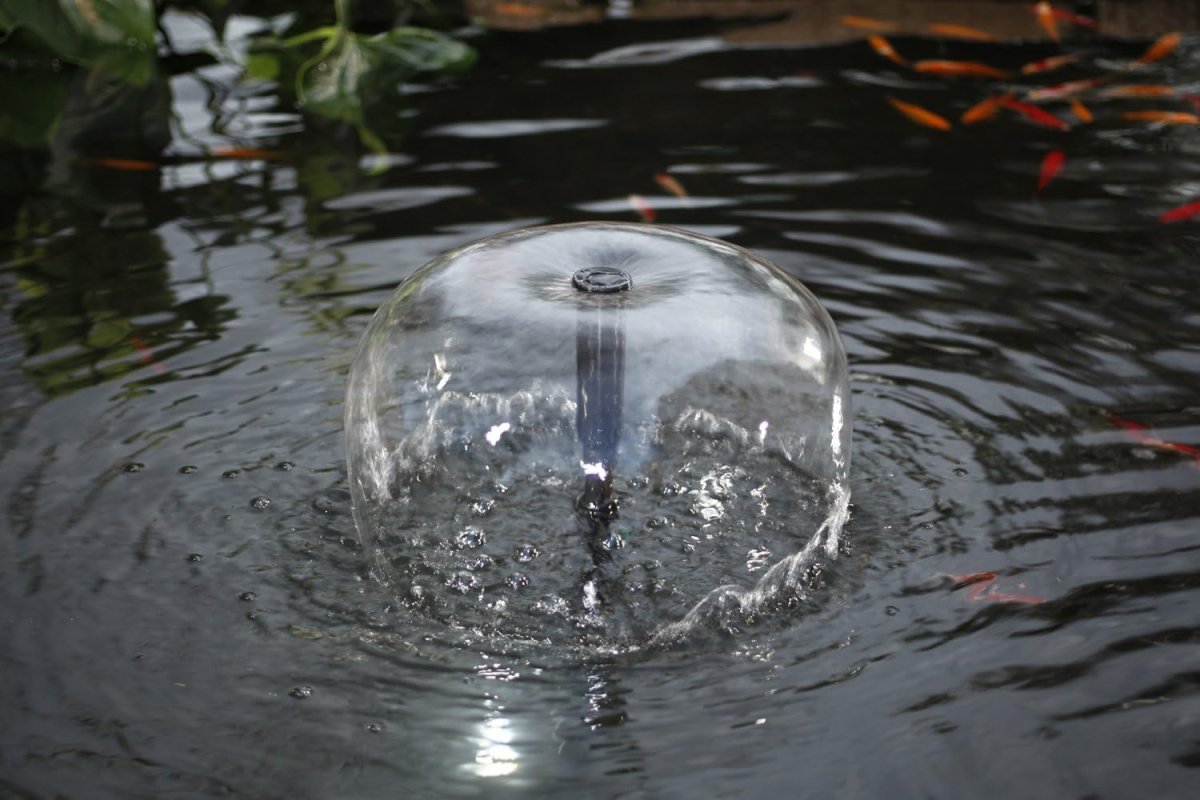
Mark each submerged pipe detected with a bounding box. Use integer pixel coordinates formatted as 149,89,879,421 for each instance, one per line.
573,266,630,615
573,266,630,520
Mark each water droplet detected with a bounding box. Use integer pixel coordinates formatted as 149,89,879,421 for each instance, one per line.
886,605,899,616
952,467,968,477
455,527,486,549
276,461,295,471
645,516,669,529
124,462,144,473
290,686,313,699
471,498,495,516
462,555,495,571
178,465,197,474
506,573,530,590
245,611,258,620
185,553,203,562
446,572,481,594
515,544,539,563
222,470,240,479
366,722,384,733
250,496,271,511
239,592,257,601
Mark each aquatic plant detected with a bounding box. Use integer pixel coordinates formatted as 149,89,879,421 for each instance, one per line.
0,0,475,151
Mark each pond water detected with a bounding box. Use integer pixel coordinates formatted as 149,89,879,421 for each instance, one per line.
3,13,1200,799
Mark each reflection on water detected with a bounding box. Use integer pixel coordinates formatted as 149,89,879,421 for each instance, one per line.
3,9,1200,800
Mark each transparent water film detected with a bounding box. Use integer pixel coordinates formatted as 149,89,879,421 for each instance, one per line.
345,223,851,648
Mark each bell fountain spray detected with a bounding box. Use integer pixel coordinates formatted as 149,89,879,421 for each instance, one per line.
344,223,850,649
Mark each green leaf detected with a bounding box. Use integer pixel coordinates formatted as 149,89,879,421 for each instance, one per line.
244,50,279,81
294,26,475,151
361,27,476,77
297,31,368,125
0,0,156,84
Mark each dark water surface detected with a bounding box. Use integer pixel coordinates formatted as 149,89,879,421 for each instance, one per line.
3,14,1200,799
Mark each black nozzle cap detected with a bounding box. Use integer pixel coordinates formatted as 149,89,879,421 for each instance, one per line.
572,266,632,294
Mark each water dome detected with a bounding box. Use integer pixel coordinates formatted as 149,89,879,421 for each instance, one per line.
345,222,851,647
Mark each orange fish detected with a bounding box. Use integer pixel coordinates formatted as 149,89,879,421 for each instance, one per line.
1138,32,1181,64
914,60,1009,79
981,588,1047,605
628,194,656,222
1037,150,1065,192
210,146,286,160
1160,199,1200,224
85,157,158,171
1108,413,1200,463
1070,98,1093,123
1184,94,1200,114
927,23,995,42
950,572,1045,604
1121,110,1200,124
1020,53,1080,75
493,2,547,17
130,331,166,375
887,97,952,131
867,35,906,66
841,15,897,32
1026,77,1106,102
653,172,688,199
1098,84,1176,99
961,93,1011,124
1047,7,1098,29
1000,97,1071,130
1032,1,1060,41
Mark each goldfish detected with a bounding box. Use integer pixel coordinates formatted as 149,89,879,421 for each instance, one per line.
1098,84,1176,99
1032,1,1060,41
493,2,548,17
1138,32,1182,64
1070,98,1093,123
1160,199,1200,223
1121,110,1200,124
927,23,995,42
887,97,952,131
1046,7,1098,29
1184,94,1200,114
1037,150,1065,192
628,194,656,222
868,35,906,66
1020,53,1080,75
841,15,897,32
210,146,286,160
1026,77,1106,102
981,588,1047,605
961,93,1011,124
1000,97,1071,130
653,172,688,199
914,60,1009,79
85,157,158,171
950,571,1045,604
130,331,166,375
1108,413,1200,464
